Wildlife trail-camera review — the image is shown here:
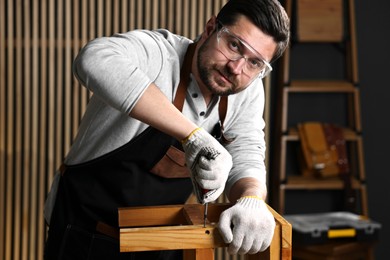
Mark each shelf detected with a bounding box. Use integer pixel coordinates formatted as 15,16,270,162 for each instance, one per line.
281,176,364,190
286,80,357,92
281,87,362,132
278,127,366,184
285,127,361,140
272,0,368,218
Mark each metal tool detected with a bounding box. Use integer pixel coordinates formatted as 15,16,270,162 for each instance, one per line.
202,188,209,227
195,147,220,228
203,202,209,228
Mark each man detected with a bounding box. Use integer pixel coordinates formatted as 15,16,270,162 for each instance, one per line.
44,0,290,259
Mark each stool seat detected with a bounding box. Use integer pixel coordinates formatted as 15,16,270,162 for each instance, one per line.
118,203,292,260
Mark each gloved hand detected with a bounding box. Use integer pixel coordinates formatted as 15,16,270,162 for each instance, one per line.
217,196,275,255
182,127,233,204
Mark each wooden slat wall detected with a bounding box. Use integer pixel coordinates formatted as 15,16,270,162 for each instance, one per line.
1,1,237,259
0,1,269,259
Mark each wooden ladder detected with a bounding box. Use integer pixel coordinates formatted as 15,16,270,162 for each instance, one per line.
271,0,375,259
272,0,368,217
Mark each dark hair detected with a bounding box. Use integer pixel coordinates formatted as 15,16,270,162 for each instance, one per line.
216,0,290,62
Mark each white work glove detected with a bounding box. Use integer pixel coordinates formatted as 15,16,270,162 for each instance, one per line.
182,127,233,204
217,196,275,255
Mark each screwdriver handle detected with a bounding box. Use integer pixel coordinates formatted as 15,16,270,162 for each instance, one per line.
193,147,219,203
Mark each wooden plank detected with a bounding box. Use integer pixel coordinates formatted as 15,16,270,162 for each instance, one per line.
152,0,158,29
182,0,189,37
89,0,96,39
5,1,15,259
119,204,292,260
0,0,5,257
22,1,31,258
14,0,23,258
348,0,359,83
64,0,72,163
97,0,103,37
159,0,166,29
72,0,81,140
289,80,355,90
281,86,289,132
118,205,187,227
105,0,112,35
113,0,120,33
268,206,292,259
81,0,89,114
136,0,142,28
183,248,215,260
182,204,205,225
286,176,363,190
29,1,39,258
38,1,48,258
297,0,344,42
190,0,196,39
120,0,128,31
167,0,174,32
177,0,184,35
288,127,359,141
353,88,362,131
120,224,226,252
129,0,135,30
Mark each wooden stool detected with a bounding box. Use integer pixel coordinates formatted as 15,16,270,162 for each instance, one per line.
118,203,292,260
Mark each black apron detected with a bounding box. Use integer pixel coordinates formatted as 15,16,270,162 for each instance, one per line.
44,43,229,260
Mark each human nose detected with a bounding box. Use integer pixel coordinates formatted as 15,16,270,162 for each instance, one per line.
227,56,246,74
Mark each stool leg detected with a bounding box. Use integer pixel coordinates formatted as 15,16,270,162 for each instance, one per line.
183,248,214,260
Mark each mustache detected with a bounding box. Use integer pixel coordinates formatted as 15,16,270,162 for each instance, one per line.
217,67,236,83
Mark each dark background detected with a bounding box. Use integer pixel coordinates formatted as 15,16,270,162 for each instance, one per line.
356,0,390,259
269,0,390,259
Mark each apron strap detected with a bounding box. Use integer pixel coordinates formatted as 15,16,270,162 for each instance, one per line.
218,95,232,144
173,43,196,111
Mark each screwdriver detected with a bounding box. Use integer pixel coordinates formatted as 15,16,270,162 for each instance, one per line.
194,147,220,228
202,187,210,227
203,202,208,227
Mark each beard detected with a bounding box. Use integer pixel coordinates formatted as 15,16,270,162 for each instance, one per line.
197,38,239,96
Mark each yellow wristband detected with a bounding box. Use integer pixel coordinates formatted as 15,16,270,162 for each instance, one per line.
237,195,263,202
181,127,201,144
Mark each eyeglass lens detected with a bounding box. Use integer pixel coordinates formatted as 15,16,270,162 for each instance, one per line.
217,28,271,78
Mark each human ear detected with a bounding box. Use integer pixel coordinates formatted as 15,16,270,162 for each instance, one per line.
202,16,217,38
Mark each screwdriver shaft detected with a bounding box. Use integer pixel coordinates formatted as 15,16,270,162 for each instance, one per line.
203,202,209,227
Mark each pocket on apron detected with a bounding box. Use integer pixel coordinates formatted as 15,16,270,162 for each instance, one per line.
150,145,190,178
